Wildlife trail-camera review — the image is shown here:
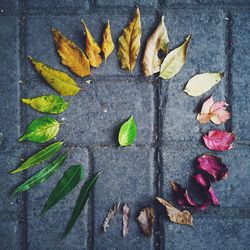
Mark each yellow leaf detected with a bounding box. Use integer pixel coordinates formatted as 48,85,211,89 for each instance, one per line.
159,34,191,80
118,7,141,71
52,28,90,77
184,72,224,96
29,57,81,96
102,20,115,60
142,16,169,77
82,20,102,67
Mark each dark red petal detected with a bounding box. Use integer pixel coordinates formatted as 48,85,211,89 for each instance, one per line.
197,154,228,181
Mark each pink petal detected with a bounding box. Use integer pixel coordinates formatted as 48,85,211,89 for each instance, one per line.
210,101,229,114
197,154,228,181
203,130,236,151
201,96,214,114
197,113,212,124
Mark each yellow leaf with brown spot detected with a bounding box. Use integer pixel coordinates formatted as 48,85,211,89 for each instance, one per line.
102,20,115,60
118,7,141,71
82,20,102,67
52,28,90,77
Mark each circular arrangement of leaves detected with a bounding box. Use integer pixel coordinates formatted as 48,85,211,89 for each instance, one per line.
11,7,235,238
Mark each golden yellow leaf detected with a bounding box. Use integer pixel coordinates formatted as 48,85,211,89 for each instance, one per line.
82,20,102,67
52,28,90,77
184,72,224,96
142,16,169,77
159,34,191,80
156,197,193,226
102,20,115,60
118,7,141,71
29,57,81,96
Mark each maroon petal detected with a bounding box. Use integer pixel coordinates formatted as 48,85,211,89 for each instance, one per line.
197,154,228,181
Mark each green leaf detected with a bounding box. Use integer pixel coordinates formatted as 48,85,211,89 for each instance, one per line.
118,116,137,146
41,165,84,214
18,116,61,143
63,171,101,236
21,95,69,114
10,141,64,174
12,153,67,195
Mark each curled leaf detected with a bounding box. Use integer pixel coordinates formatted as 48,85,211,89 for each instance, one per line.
203,130,236,151
197,154,228,181
82,20,102,67
21,94,69,114
29,57,81,96
159,35,191,80
118,7,141,71
18,116,61,143
137,207,155,237
118,116,137,146
103,202,121,233
184,72,224,96
102,20,115,60
122,204,130,237
156,197,193,226
52,28,90,77
10,141,63,174
142,16,169,76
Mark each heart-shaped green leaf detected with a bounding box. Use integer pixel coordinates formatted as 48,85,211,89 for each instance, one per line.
118,116,137,146
41,164,84,214
18,116,61,143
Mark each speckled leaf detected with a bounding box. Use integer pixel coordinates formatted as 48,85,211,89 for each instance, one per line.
12,153,67,195
18,116,61,143
102,20,115,60
10,141,64,174
118,116,137,146
118,7,141,71
21,95,69,114
29,57,81,96
159,35,191,80
41,164,84,214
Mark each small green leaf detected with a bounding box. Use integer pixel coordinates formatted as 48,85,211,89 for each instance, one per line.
63,171,101,236
41,165,84,214
118,116,137,146
18,116,61,143
10,141,64,174
21,95,69,114
12,153,67,195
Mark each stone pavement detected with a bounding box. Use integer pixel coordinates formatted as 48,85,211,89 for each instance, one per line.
0,0,250,249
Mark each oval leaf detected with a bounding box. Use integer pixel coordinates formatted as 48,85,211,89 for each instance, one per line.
21,95,69,114
118,116,137,146
118,7,141,71
18,116,61,143
102,20,115,60
52,28,90,77
184,72,224,96
12,153,67,195
159,34,191,80
41,164,84,214
64,171,101,236
10,141,64,174
29,57,81,96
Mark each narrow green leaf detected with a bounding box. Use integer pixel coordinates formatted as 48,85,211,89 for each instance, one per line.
63,171,101,236
118,116,137,146
21,95,69,114
18,116,61,143
10,141,64,174
41,165,84,214
12,153,67,195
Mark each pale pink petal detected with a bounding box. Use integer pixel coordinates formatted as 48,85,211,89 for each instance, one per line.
210,110,230,125
196,113,212,124
200,96,214,114
210,101,229,114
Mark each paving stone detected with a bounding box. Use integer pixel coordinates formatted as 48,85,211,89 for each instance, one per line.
27,0,89,9
159,9,226,142
162,0,250,4
92,147,155,249
27,147,89,250
96,0,156,7
0,0,18,12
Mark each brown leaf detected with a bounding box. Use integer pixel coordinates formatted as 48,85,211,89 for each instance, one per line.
137,207,155,237
122,203,130,237
156,197,193,226
102,20,115,60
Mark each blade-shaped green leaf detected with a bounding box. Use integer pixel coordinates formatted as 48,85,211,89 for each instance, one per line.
21,95,69,114
18,116,61,143
12,153,67,195
63,171,101,236
41,165,84,214
10,141,64,174
118,116,137,146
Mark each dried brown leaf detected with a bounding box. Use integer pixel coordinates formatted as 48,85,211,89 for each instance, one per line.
137,207,155,237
